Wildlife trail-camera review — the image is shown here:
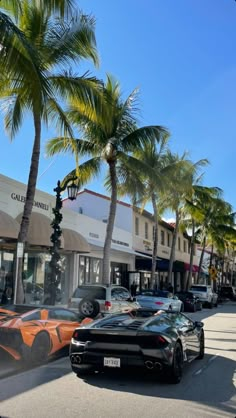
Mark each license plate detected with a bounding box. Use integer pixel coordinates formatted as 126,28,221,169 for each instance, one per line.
104,357,120,368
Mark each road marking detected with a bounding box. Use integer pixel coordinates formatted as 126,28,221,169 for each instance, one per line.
194,353,219,376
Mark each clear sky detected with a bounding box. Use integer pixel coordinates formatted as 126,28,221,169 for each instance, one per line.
1,0,236,212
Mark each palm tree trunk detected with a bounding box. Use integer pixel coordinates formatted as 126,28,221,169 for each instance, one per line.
168,211,179,285
15,112,41,304
197,236,206,283
186,219,195,290
102,160,117,285
151,193,158,288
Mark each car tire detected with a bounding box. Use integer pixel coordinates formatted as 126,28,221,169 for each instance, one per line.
208,300,213,309
167,341,184,384
180,303,184,312
79,298,100,318
214,300,218,307
31,331,51,364
72,365,95,377
197,331,205,360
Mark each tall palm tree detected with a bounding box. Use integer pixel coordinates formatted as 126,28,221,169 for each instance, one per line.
190,195,236,283
46,75,168,284
159,153,208,290
0,1,99,302
116,135,174,287
182,185,221,289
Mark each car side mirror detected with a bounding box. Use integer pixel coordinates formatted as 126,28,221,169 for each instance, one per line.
194,321,204,328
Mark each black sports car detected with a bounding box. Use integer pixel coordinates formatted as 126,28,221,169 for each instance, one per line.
175,291,202,312
70,309,205,383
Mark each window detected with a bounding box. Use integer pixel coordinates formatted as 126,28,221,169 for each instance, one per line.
79,256,102,285
161,230,165,245
22,311,41,322
49,309,79,322
167,233,171,247
183,240,187,253
135,217,139,235
145,222,149,239
178,237,181,251
111,287,130,300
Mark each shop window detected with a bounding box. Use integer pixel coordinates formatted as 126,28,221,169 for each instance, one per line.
178,237,181,251
161,230,165,246
184,240,187,253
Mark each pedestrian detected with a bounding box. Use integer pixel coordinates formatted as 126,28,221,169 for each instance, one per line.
130,281,137,297
167,282,174,293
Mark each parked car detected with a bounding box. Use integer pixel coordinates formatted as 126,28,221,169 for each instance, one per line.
189,285,218,308
175,291,202,312
0,305,92,364
219,286,236,301
70,309,205,384
136,289,183,312
68,285,140,318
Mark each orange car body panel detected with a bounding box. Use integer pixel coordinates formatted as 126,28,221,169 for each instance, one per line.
0,308,93,360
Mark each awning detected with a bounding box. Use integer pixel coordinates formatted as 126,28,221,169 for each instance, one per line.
0,210,20,239
62,228,90,253
184,262,199,273
16,212,64,248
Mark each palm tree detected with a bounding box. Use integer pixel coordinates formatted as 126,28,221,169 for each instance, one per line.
46,75,168,284
116,135,174,288
190,196,236,283
182,185,221,289
0,1,99,302
159,153,208,290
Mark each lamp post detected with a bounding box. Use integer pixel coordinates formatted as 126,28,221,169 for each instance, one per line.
46,177,78,305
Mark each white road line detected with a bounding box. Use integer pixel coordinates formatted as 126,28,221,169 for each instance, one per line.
194,353,219,376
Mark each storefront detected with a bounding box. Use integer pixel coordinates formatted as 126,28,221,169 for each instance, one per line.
0,174,90,306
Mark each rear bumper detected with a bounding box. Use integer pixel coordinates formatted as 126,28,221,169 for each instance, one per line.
70,341,172,371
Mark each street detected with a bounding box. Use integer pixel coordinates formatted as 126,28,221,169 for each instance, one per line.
0,303,235,418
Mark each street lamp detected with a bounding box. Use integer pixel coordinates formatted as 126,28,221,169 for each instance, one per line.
46,177,79,305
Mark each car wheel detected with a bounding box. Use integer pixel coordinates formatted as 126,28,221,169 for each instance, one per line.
168,342,183,384
208,300,213,309
31,332,51,364
197,331,205,359
72,365,95,377
192,303,197,312
79,298,100,318
214,300,218,307
180,303,184,312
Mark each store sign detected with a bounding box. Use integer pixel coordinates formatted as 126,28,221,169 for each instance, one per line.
11,193,49,211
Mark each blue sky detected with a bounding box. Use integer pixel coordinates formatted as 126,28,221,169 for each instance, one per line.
1,0,236,212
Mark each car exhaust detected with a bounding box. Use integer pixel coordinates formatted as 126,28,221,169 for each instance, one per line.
145,360,154,370
154,362,162,371
71,354,82,364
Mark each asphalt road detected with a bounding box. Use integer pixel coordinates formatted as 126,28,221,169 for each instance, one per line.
0,303,235,418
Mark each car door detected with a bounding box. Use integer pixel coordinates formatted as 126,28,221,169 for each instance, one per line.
172,313,199,360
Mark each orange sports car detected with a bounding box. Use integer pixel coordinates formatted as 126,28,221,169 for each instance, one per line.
0,305,92,364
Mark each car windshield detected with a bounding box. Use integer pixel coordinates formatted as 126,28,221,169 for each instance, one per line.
190,286,207,292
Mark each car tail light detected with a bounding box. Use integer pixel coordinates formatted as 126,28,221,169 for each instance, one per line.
155,335,167,345
155,301,164,306
72,330,79,339
105,300,112,311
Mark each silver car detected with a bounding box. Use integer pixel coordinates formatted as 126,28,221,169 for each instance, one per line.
68,284,140,318
136,289,183,312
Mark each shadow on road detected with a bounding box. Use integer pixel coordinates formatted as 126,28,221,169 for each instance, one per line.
79,353,236,417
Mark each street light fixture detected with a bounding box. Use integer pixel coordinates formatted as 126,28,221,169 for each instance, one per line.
46,177,79,305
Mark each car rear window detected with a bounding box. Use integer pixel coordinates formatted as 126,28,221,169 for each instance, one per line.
190,286,207,292
73,286,106,300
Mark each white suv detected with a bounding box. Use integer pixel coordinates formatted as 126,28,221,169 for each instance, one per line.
190,285,216,308
68,284,140,318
